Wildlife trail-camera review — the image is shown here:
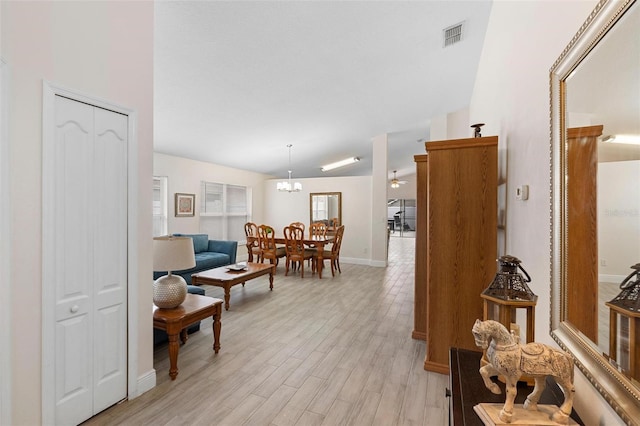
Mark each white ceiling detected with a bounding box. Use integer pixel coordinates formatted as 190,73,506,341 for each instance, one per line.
154,1,492,180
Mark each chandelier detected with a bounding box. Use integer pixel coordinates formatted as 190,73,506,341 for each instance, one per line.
277,144,302,192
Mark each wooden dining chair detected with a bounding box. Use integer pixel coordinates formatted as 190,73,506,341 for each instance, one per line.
258,224,286,272
290,222,305,233
283,225,314,278
315,225,345,277
285,222,307,270
244,222,261,263
305,222,328,268
309,221,327,238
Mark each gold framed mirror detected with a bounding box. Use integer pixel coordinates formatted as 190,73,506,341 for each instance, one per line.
310,192,341,227
550,0,640,422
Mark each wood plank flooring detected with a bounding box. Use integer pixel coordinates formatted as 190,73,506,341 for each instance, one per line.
84,237,449,426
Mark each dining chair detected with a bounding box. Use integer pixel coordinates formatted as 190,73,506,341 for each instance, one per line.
309,221,327,238
283,225,314,278
286,222,307,270
290,222,305,233
315,225,344,277
258,224,286,272
306,222,328,268
244,222,261,263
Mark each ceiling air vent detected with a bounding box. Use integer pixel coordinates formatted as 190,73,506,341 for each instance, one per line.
443,22,464,47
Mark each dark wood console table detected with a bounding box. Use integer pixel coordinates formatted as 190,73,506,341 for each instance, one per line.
448,348,583,425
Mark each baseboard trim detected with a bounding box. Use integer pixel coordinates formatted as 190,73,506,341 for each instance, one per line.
133,369,156,399
412,330,427,341
236,255,386,268
341,257,386,267
599,274,625,284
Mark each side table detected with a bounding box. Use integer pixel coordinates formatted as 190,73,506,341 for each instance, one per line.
153,294,223,380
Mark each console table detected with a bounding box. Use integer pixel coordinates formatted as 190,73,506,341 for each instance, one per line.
153,294,223,380
448,348,583,425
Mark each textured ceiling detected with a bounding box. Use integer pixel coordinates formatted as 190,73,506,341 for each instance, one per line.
154,1,492,180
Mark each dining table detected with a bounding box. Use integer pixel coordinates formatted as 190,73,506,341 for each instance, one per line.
276,234,334,279
246,233,334,278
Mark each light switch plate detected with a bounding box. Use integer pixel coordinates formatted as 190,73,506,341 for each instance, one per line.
516,185,529,200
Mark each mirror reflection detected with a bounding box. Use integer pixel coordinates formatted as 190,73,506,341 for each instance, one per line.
554,0,640,413
310,192,341,227
565,0,640,375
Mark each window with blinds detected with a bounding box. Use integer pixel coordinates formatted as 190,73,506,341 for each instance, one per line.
152,176,168,237
200,181,251,242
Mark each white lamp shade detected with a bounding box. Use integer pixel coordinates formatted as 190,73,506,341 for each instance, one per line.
153,236,196,272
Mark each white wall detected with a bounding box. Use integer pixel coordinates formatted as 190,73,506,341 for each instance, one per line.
264,176,373,264
598,160,640,280
447,107,471,139
371,134,389,265
153,152,273,239
1,1,154,424
469,0,623,424
429,107,473,141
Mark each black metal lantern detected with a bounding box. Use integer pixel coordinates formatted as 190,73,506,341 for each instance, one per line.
608,263,640,312
482,255,536,301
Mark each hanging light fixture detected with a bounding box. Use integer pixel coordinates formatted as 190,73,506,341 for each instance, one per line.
391,171,400,188
390,171,408,189
277,144,302,192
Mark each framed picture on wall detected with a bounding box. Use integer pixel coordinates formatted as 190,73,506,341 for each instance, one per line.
175,193,195,217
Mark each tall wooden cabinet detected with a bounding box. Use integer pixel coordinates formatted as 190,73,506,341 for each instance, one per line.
413,136,498,374
566,125,602,344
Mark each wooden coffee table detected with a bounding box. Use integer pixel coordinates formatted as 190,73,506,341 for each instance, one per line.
191,262,275,310
153,293,223,380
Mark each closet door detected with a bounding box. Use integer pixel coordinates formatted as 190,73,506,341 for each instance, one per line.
51,95,127,425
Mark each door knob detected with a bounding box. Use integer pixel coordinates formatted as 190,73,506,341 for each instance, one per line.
70,305,79,313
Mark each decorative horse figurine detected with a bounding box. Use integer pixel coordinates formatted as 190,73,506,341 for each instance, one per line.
472,319,575,424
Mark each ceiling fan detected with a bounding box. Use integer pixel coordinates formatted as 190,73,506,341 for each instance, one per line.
390,170,408,188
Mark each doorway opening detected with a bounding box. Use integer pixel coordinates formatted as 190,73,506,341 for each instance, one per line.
387,199,415,238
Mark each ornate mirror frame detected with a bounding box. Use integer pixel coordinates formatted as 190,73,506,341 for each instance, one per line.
550,0,640,422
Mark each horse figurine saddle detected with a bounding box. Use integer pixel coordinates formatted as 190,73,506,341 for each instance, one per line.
520,342,557,375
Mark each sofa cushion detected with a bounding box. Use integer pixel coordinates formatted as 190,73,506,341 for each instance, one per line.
189,234,209,253
195,252,231,270
172,233,209,253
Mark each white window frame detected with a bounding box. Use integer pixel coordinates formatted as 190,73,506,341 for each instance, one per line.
200,181,251,242
152,176,168,237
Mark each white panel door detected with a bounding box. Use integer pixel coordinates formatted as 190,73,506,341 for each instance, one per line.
52,95,127,425
92,106,128,414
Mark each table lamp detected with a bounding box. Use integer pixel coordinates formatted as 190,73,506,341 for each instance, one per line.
153,236,196,308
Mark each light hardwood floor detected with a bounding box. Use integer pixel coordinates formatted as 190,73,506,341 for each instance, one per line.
84,237,449,426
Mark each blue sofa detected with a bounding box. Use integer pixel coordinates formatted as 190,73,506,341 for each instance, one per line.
153,234,237,345
153,233,237,285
